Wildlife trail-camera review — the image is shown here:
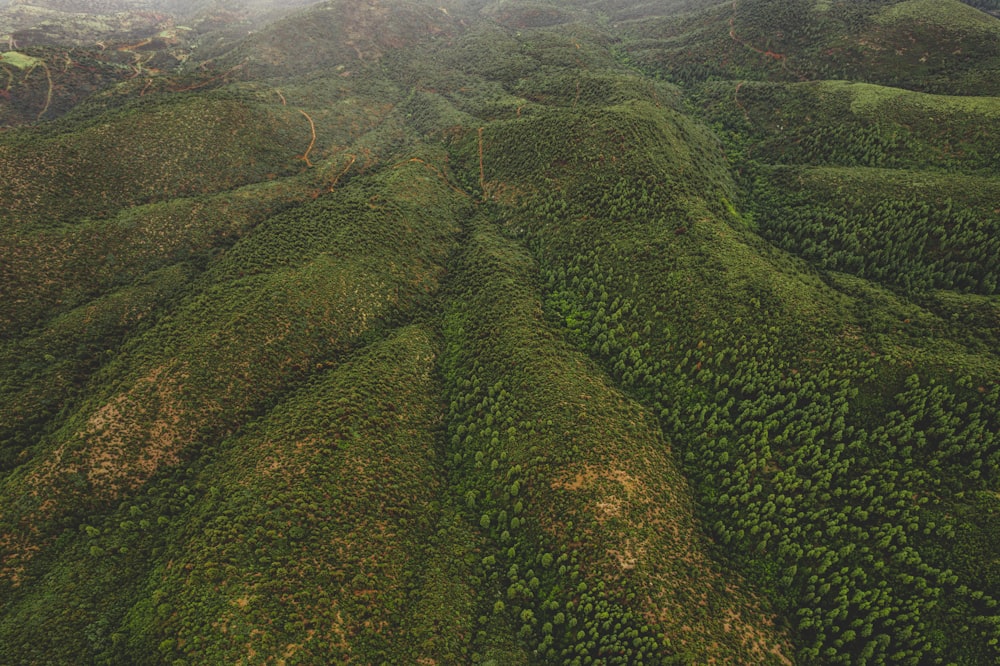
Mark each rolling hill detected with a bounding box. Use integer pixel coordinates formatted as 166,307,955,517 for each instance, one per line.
1,0,998,664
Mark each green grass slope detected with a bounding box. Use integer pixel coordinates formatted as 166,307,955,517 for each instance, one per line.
0,153,468,593
136,325,476,665
0,92,308,227
1,0,999,664
0,325,480,664
441,221,792,664
433,15,1000,663
469,122,1000,664
700,79,1000,173
625,0,1000,95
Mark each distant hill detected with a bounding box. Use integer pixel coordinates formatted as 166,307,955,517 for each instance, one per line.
1,0,998,664
623,0,1000,95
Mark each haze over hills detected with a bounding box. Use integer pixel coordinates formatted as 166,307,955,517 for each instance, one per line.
1,0,998,664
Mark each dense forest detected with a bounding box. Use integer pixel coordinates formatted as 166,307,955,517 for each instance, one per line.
1,0,998,664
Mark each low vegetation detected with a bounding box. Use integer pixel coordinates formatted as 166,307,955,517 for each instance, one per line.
1,0,998,664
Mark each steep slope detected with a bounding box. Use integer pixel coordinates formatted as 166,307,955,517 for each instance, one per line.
0,151,468,581
602,2,1000,664
1,0,999,664
421,5,1000,663
2,325,478,664
445,222,793,664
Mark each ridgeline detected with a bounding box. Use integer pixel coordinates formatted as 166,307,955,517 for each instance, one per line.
1,0,998,664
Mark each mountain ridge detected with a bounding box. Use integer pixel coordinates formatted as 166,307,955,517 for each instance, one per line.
1,0,998,663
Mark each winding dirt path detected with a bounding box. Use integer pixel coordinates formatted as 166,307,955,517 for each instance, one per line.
299,109,317,167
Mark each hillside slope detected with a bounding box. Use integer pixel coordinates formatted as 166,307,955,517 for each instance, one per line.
1,0,998,664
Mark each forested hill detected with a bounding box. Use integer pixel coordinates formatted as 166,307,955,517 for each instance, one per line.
1,0,998,664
